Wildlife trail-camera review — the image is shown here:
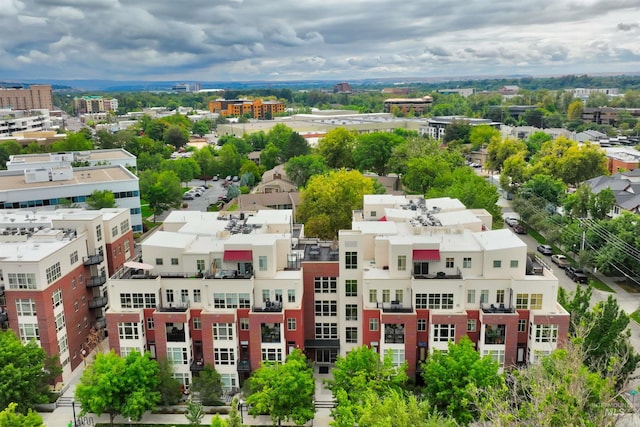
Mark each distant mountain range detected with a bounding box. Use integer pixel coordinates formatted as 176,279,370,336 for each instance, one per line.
2,71,639,92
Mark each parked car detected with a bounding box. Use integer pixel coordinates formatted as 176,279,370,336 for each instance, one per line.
551,254,570,269
536,244,553,255
513,224,526,234
182,194,194,200
504,217,519,227
566,266,589,284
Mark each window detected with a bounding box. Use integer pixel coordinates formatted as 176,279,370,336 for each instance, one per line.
15,299,36,316
52,289,63,309
46,262,61,284
261,348,282,362
168,347,188,364
112,226,118,237
415,293,428,308
118,322,140,339
345,251,358,269
74,301,79,312
240,318,249,330
518,319,527,332
369,318,379,331
171,258,179,265
395,289,403,303
213,323,234,340
493,260,502,268
8,273,37,289
369,289,377,303
55,312,66,332
345,304,358,321
288,289,296,303
259,256,267,271
315,277,337,293
389,349,405,367
397,255,406,271
147,317,155,330
274,289,282,304
345,327,358,343
96,225,102,241
417,319,427,331
530,294,543,310
496,290,505,304
467,319,477,332
516,293,528,309
287,318,297,330
120,219,129,234
239,293,251,308
467,289,476,304
480,290,489,304
124,240,130,253
72,277,76,289
416,293,454,309
193,318,202,330
315,300,337,317
345,280,357,297
433,324,455,342
262,289,270,303
155,258,163,265
370,211,377,217
18,323,39,341
463,257,472,268
510,260,519,268
446,257,454,268
315,323,338,339
70,250,78,265
483,349,505,366
181,289,189,303
382,290,390,303
196,259,205,272
166,289,174,303
220,374,237,391
535,324,558,343
58,335,69,353
193,289,201,303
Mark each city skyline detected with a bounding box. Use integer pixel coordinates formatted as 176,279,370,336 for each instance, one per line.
0,0,639,82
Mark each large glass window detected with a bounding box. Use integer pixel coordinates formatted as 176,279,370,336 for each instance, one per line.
369,318,379,331
397,255,406,271
345,280,357,297
8,273,36,289
52,288,63,309
535,324,558,343
261,348,283,362
433,324,455,342
18,323,40,341
167,347,188,364
314,277,337,293
118,322,140,339
345,304,358,321
46,262,61,284
345,327,358,343
315,323,338,339
15,299,36,316
345,252,358,269
214,348,235,365
213,323,234,340
315,300,337,317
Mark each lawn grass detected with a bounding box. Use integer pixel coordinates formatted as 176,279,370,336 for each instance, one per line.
140,198,153,220
589,277,615,293
630,310,640,325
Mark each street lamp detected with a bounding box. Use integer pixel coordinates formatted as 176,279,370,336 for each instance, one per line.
239,399,244,424
71,401,78,427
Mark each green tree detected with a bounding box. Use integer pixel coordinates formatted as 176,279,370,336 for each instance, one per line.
86,189,116,209
281,132,310,162
297,169,376,239
246,349,315,427
353,132,404,176
358,390,457,427
75,350,160,427
563,184,592,218
239,160,261,185
266,123,294,152
156,359,182,406
227,398,244,427
317,128,356,169
442,121,471,144
588,187,616,220
0,403,43,427
164,125,190,149
284,154,328,187
142,170,183,221
469,125,500,150
567,99,584,120
215,143,243,178
0,331,60,414
259,142,281,171
210,414,228,427
486,137,527,172
163,157,201,186
525,131,552,157
191,365,223,406
185,400,205,426
403,155,454,195
327,346,408,427
192,119,213,137
522,174,566,206
422,336,503,425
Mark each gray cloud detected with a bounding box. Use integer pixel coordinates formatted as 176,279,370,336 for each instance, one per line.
0,0,638,81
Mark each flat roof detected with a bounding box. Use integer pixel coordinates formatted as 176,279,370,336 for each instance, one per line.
0,165,136,191
9,149,134,163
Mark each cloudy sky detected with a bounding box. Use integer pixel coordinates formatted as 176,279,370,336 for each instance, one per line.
1,0,639,82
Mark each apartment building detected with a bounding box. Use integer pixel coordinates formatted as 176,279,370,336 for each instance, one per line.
421,116,501,140
105,195,568,389
0,110,51,136
0,165,143,232
73,96,119,115
0,85,53,110
383,96,433,115
208,99,285,119
6,149,137,171
0,208,135,383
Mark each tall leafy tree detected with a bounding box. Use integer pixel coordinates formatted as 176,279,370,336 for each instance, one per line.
156,359,182,406
469,125,500,150
284,154,328,187
422,336,503,425
317,128,356,169
246,349,315,427
191,365,223,406
162,157,201,186
86,189,117,209
75,350,160,427
0,331,60,414
353,132,404,176
486,137,527,172
358,390,457,427
0,403,44,427
588,187,616,220
164,125,189,149
297,169,376,239
281,131,310,162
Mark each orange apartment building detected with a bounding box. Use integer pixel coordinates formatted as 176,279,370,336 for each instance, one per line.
209,99,285,119
0,84,53,110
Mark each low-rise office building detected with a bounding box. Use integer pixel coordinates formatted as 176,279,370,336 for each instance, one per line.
6,149,137,171
0,208,135,383
105,195,568,390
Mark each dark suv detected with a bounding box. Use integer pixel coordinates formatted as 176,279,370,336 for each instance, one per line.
565,266,589,284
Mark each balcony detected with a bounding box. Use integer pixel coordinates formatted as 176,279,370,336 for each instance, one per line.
157,301,190,312
0,310,7,322
166,324,186,342
85,274,106,288
237,359,251,372
484,325,506,345
190,359,205,372
253,300,283,313
95,317,106,329
261,326,281,343
481,303,516,314
412,268,462,280
88,296,108,309
377,301,413,313
83,254,104,266
204,269,253,280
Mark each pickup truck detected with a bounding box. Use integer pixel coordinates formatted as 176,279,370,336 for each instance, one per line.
565,266,589,284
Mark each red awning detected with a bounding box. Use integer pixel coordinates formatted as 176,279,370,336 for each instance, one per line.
223,250,253,262
413,249,440,261
378,216,387,221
